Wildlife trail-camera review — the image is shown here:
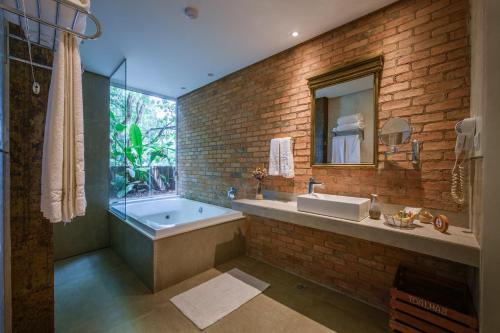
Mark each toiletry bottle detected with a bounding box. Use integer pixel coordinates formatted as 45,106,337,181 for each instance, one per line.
369,194,381,219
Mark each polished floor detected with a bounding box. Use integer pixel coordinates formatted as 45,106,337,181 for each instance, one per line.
55,249,388,333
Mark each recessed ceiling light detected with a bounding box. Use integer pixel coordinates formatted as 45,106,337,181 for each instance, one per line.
291,31,299,37
184,6,198,19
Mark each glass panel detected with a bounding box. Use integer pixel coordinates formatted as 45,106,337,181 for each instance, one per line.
109,59,177,219
123,90,176,200
109,60,127,218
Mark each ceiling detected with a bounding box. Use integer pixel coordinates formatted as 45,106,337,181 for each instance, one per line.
80,0,396,99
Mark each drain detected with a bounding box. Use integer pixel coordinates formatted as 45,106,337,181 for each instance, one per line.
165,215,170,219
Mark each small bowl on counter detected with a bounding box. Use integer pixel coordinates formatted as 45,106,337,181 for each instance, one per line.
383,211,418,229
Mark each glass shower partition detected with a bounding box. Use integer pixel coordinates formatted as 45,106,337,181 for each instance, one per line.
109,60,127,218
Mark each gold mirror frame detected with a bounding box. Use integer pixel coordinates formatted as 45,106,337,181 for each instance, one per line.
307,55,383,168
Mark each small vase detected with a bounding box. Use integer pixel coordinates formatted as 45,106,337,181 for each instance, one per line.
255,181,264,200
369,194,381,219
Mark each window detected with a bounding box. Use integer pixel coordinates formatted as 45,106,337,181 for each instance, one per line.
109,86,176,201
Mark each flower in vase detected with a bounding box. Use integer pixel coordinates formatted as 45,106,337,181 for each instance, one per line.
251,167,267,181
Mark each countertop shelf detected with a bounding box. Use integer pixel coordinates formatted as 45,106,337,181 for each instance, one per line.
232,199,480,267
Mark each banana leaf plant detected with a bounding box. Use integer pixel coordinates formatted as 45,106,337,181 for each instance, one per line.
109,86,176,199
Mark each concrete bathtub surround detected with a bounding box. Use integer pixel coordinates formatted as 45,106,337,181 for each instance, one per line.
109,211,247,292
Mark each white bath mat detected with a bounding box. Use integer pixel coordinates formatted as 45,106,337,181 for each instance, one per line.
170,268,270,330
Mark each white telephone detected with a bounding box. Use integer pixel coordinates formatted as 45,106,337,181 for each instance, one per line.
451,118,476,205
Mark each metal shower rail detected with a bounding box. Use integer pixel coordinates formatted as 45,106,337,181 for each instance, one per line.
0,0,102,42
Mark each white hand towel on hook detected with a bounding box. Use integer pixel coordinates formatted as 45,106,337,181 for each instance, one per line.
268,138,280,176
279,138,294,178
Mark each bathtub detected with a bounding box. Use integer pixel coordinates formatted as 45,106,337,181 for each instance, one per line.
110,196,244,240
109,196,247,292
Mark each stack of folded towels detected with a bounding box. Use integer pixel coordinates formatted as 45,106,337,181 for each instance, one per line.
331,113,364,164
332,113,365,133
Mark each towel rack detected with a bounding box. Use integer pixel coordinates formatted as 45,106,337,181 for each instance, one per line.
332,128,365,140
0,0,102,47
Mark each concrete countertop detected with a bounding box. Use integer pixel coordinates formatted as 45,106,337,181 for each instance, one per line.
232,199,480,267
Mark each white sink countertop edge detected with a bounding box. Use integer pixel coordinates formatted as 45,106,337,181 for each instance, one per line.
232,199,480,268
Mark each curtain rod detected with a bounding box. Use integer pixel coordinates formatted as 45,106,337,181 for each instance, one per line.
0,0,101,41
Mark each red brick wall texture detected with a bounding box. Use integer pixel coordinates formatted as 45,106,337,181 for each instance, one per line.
178,0,471,212
246,216,469,309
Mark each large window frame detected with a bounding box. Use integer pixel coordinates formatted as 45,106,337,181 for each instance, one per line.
109,83,178,203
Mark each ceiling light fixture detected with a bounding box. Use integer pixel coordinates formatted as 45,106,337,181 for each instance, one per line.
184,6,198,19
291,31,299,37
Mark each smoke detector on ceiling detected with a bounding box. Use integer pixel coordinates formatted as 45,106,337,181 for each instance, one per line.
184,6,199,19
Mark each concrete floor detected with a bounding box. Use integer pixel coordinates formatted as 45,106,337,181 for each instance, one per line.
55,249,388,333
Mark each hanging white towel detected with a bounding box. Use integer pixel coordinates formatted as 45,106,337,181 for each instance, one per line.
331,136,345,164
268,138,280,176
279,138,294,178
268,138,295,178
41,32,86,223
345,135,361,164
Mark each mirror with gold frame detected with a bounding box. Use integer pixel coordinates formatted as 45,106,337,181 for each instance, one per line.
308,56,383,168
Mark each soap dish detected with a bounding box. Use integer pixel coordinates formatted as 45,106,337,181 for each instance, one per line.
384,213,417,229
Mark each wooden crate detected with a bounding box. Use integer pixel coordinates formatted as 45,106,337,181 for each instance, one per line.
389,266,478,333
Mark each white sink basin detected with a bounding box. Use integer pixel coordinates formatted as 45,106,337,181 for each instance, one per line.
297,193,370,221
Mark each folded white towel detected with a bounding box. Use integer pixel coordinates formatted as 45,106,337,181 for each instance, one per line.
331,136,345,164
345,135,361,164
279,138,294,178
268,138,280,176
332,121,365,133
337,113,364,125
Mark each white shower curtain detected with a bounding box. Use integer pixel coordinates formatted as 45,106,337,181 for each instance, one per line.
41,32,86,223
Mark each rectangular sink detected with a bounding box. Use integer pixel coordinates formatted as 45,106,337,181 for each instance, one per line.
297,194,370,221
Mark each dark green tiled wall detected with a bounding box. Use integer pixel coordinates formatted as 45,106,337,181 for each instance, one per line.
53,72,110,260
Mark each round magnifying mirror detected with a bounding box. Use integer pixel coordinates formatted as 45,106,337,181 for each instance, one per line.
379,117,411,147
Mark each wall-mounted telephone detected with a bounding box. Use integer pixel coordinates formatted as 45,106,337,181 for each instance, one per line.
451,118,476,205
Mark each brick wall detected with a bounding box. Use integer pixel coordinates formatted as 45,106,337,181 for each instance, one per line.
246,215,469,309
178,0,471,212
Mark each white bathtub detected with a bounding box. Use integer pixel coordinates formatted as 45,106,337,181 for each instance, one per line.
110,197,244,240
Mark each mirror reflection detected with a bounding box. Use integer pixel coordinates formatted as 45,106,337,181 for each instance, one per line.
379,117,412,147
313,74,375,165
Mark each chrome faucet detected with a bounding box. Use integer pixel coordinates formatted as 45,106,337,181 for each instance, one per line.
227,187,237,200
308,178,323,194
